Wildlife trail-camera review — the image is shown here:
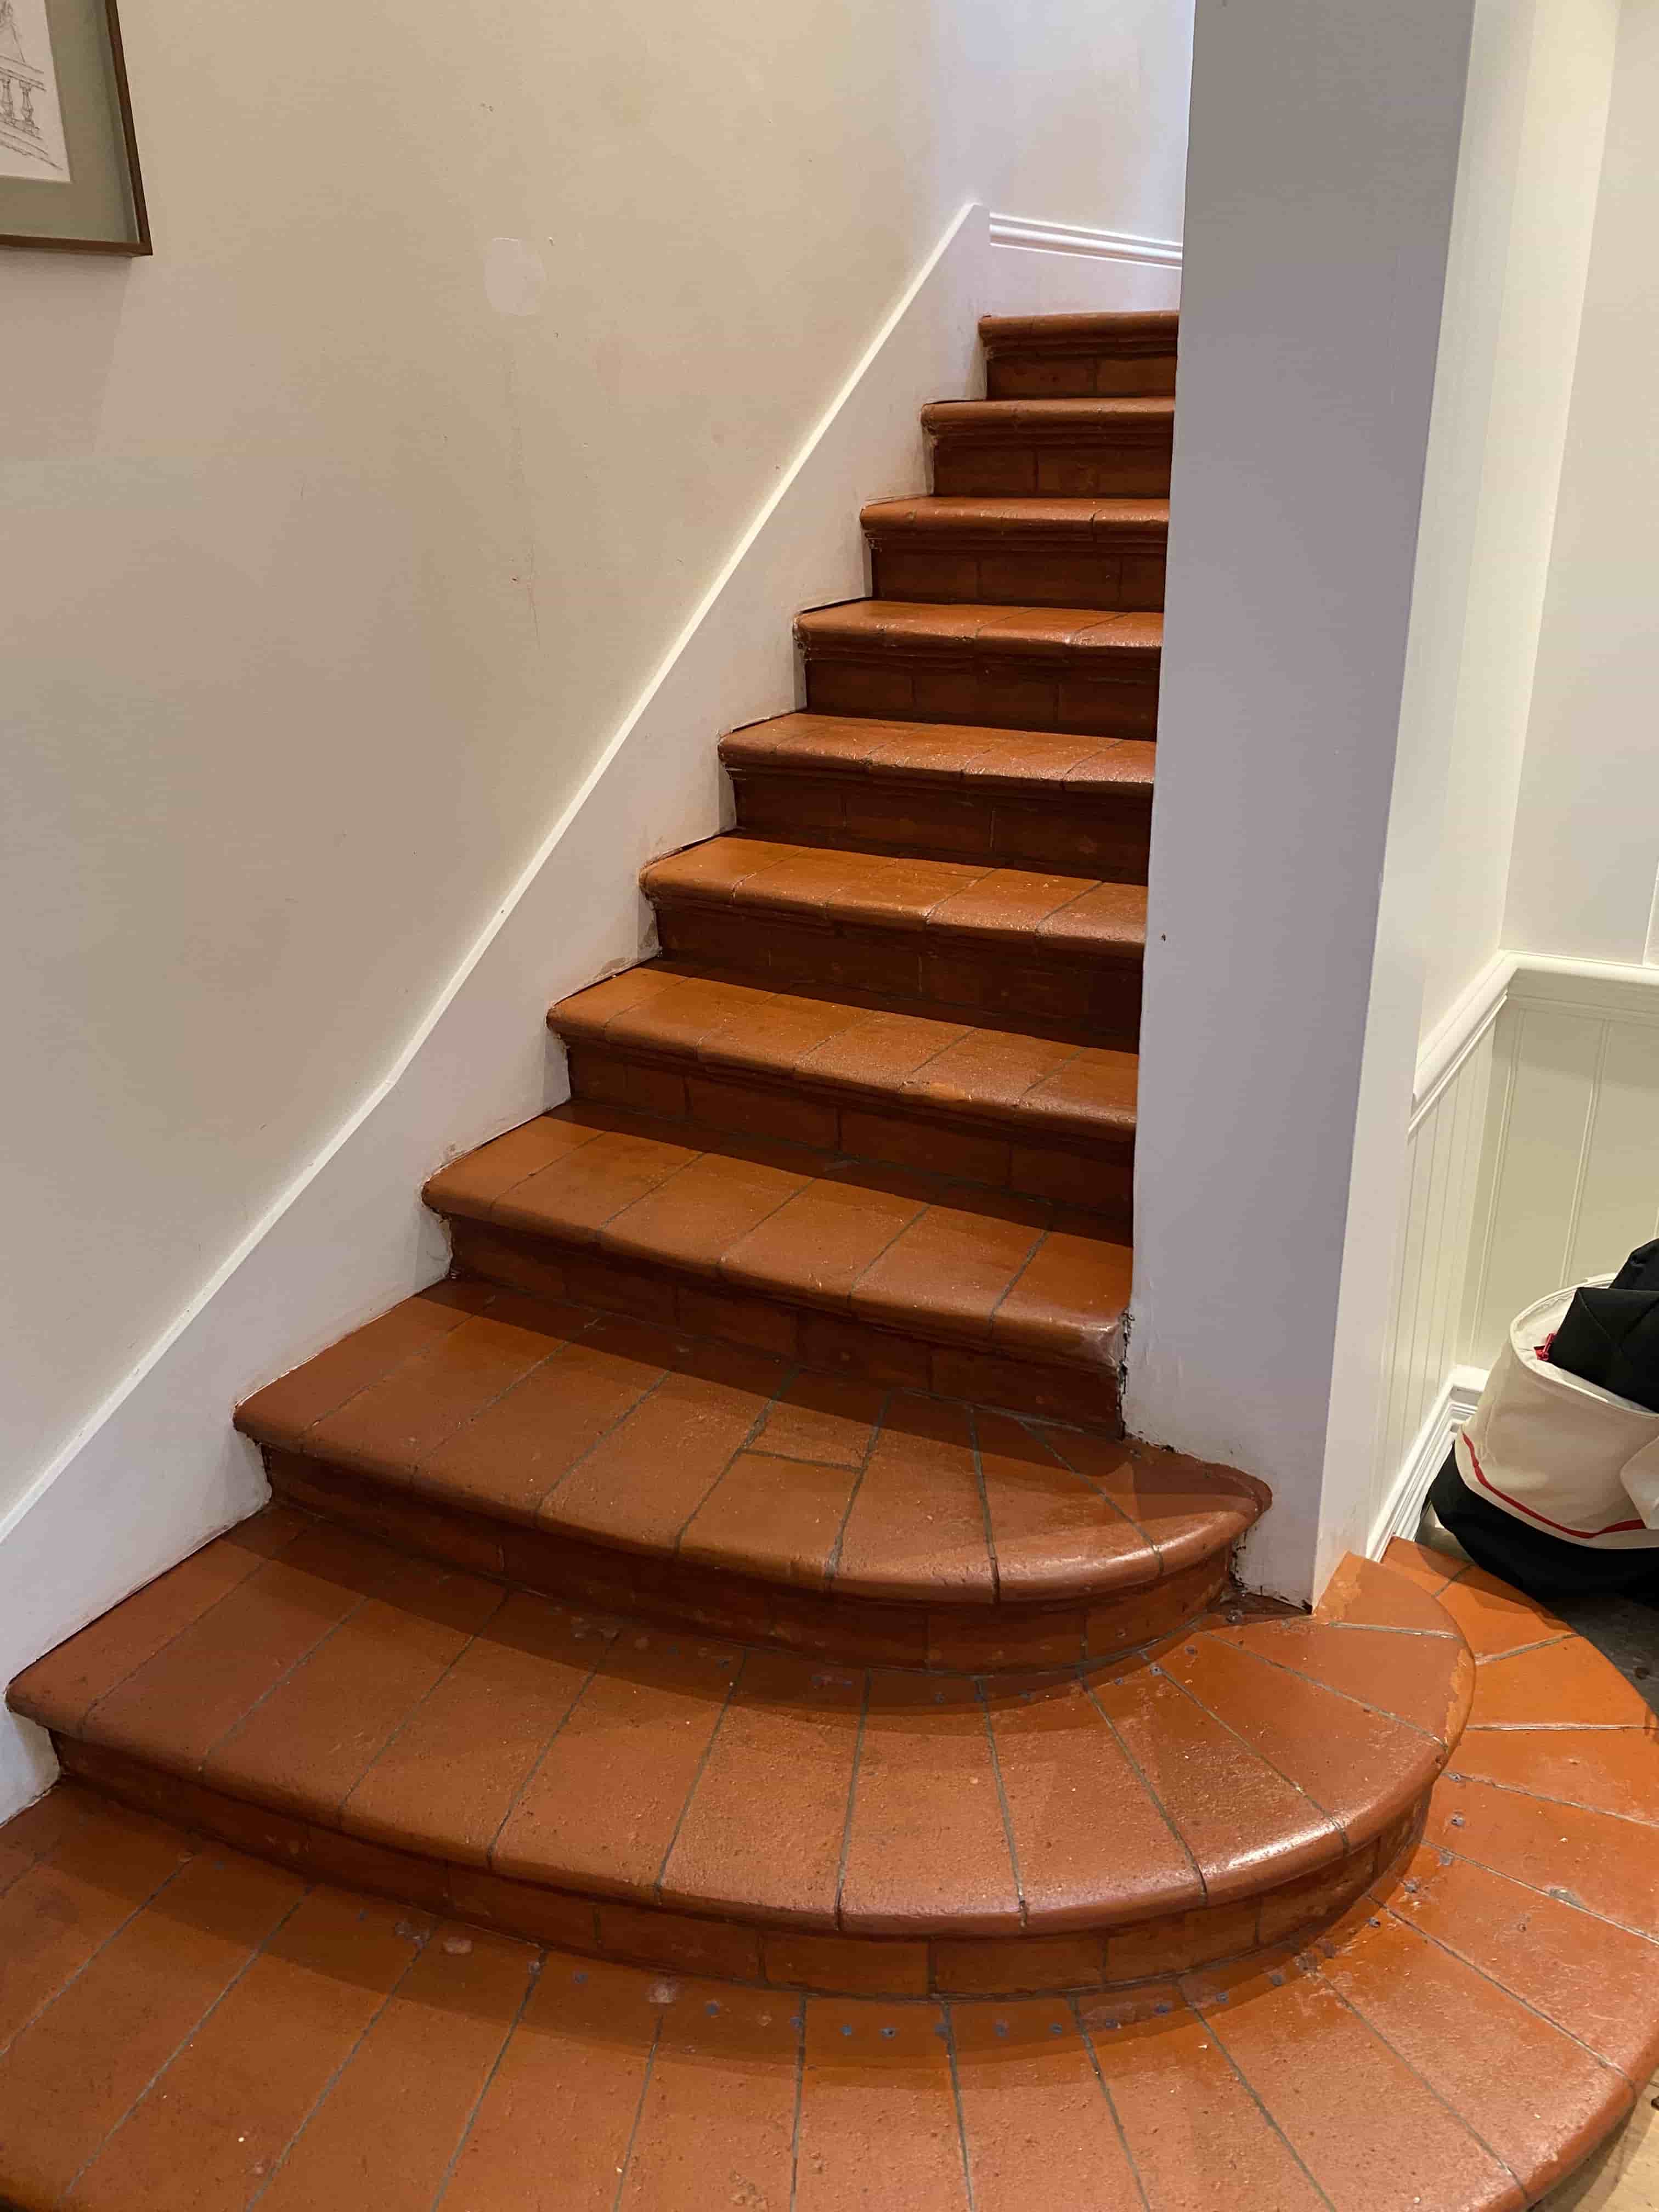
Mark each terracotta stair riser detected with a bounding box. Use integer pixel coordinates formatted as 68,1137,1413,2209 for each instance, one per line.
648,905,1143,1045
257,1447,1219,1675
727,765,1154,876
562,1043,1135,1223
441,1222,1123,1427
47,1739,1426,2006
867,536,1166,613
929,433,1172,501
801,637,1161,741
979,313,1180,400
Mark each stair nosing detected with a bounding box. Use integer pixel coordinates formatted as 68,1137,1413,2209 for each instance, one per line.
794,600,1164,666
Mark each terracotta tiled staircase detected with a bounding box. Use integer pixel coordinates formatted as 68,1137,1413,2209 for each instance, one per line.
5,313,1658,2210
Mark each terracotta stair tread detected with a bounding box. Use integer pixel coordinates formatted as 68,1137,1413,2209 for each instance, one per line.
641,834,1147,961
234,1283,1249,1612
860,494,1169,545
422,1104,1135,1373
10,1514,1465,1947
796,597,1163,663
551,961,1138,1149
922,396,1176,437
978,308,1181,348
719,712,1155,798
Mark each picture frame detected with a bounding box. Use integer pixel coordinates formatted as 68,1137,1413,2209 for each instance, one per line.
0,0,148,254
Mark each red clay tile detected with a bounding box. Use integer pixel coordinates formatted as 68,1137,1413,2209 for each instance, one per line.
616,1975,800,2212
1315,1550,1463,1637
974,1408,1156,1595
989,1227,1131,1362
1157,1633,1444,1844
257,1922,537,2212
67,1886,428,2212
601,1146,815,1272
723,1171,928,1306
985,1672,1202,1928
678,1450,864,1589
659,1649,864,1927
1187,1955,1524,2211
490,1630,741,1898
952,1995,1142,2211
340,1594,614,1864
0,1782,92,1897
1380,1534,1462,1592
839,1671,1019,1935
1317,1895,1630,2199
851,1194,1047,1343
436,1956,660,2209
593,1897,765,1981
833,1392,992,1601
1426,1770,1659,1938
1205,1617,1472,1742
794,1996,969,2212
1088,1662,1345,1903
490,1118,702,1243
235,1287,489,1442
930,1931,1104,1993
422,1115,605,1216
760,1927,931,1996
1432,1565,1573,1660
1467,1634,1655,1728
1447,1725,1659,1825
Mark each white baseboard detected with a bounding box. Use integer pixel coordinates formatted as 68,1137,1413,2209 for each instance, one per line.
1368,1364,1487,1560
0,201,1164,1820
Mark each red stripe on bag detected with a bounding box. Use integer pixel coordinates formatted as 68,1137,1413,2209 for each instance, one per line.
1463,1437,1645,1538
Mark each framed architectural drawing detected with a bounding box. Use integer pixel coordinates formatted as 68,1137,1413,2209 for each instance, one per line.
0,0,147,251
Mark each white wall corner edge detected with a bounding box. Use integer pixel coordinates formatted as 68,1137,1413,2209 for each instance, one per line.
0,198,1165,1822
1366,1364,1487,1561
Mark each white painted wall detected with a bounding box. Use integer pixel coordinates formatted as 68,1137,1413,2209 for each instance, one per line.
1505,0,1659,970
1126,0,1479,1600
1,0,1194,1541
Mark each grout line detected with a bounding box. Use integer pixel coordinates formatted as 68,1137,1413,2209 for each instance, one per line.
245,1922,436,2209
1195,2003,1342,2212
391,1312,608,1493
1436,1839,1659,1949
336,1588,515,1830
940,2002,979,2212
975,1678,1027,1929
0,1848,196,2067
55,1880,314,2198
428,1946,545,2211
481,1632,617,1865
1441,1769,1659,1832
831,1675,874,1931
651,1647,748,1899
667,1364,803,1554
609,2014,664,2212
1078,1680,1208,1904
265,1291,494,1450
965,1408,1002,1604
1067,1992,1153,2212
187,1591,376,1782
1471,1633,1573,1667
1206,1636,1450,1748
822,1388,893,1587
1037,1426,1164,1566
786,1992,808,2212
1152,1663,1352,1847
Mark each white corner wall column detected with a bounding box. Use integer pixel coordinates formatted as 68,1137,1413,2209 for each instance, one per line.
1125,0,1480,1600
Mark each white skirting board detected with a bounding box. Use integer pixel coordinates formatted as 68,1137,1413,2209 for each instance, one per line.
0,202,1182,1821
1368,1365,1487,1560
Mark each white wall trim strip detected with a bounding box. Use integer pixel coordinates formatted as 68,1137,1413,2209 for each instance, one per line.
1412,950,1659,1128
988,213,1183,268
1412,952,1515,1130
1368,1364,1487,1559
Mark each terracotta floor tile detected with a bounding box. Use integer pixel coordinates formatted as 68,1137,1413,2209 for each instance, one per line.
424,1115,605,1216
1387,1844,1659,2078
1433,1566,1574,1660
66,1887,427,2212
799,1008,973,1091
1088,1664,1345,1903
839,1672,1020,1934
644,834,785,900
1447,1725,1659,1824
1468,1635,1655,1728
928,866,1099,940
851,1198,1047,1342
659,1650,864,1927
794,1995,970,2212
340,1595,614,1864
1159,1635,1442,1843
1047,1434,1257,1572
257,1923,537,2212
754,1373,889,1465
1319,1897,1630,2198
974,1409,1156,1595
0,1782,93,1897
1192,1959,1524,2211
678,1450,864,1588
0,1842,304,2204
492,1121,703,1242
616,1976,801,2212
309,1308,579,1480
10,1513,310,1733
904,1028,1081,1114
1427,1772,1659,1939
414,1955,661,2211
490,1630,741,1897
551,960,689,1037
600,1148,815,1272
0,1802,194,2051
1084,1990,1330,2212
985,1672,1202,1927
952,1996,1142,2211
833,1393,992,1600
236,1288,488,1441
1020,1047,1139,1127
416,1317,675,1517
70,1544,370,1774
1381,1534,1463,1592
704,990,887,1078
1040,878,1146,951
1206,1617,1471,1742
539,1361,774,1552
1314,1550,1462,1637
723,1173,928,1304
990,1227,1131,1361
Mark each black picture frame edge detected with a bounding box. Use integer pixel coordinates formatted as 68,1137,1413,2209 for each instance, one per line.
0,0,151,256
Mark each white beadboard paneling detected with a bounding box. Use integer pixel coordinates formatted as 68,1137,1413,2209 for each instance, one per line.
1566,1019,1659,1276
